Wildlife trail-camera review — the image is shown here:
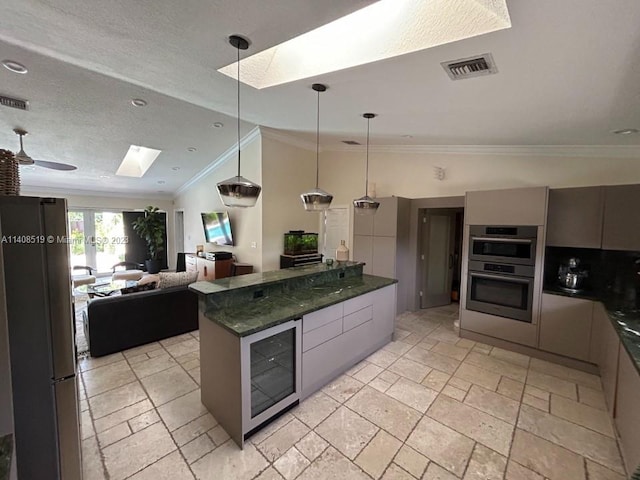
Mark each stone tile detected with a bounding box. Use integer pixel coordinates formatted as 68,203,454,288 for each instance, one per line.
79,352,125,372
585,459,627,480
296,431,329,462
550,394,615,437
256,417,310,462
427,395,514,455
370,377,393,392
386,377,438,413
422,462,459,479
297,446,370,480
81,409,95,439
421,369,451,392
472,343,493,355
517,404,624,473
93,399,154,433
447,376,471,392
463,444,507,480
315,406,378,460
274,447,310,480
529,358,601,390
207,424,230,446
172,413,218,447
367,348,400,368
191,440,268,480
393,328,412,341
248,413,294,445
524,384,550,400
181,433,215,464
510,429,585,480
441,385,466,401
127,353,150,365
130,353,178,379
82,435,106,480
103,422,177,480
415,337,439,351
254,467,285,480
464,385,520,424
190,331,200,340
160,333,193,347
489,347,530,368
427,325,460,344
383,341,413,356
387,357,432,383
346,386,421,441
526,370,577,400
404,347,460,374
292,391,340,429
456,338,476,349
157,390,207,431
322,375,365,403
377,370,400,385
353,363,385,383
355,430,402,479
497,377,524,401
89,381,148,419
505,460,544,480
188,367,200,385
578,385,607,410
399,332,425,346
381,464,415,480
174,350,199,366
393,445,429,478
140,366,198,406
128,451,194,479
129,410,161,433
97,422,131,448
122,342,163,359
165,338,199,358
431,342,470,361
464,352,527,382
345,361,369,377
80,398,89,412
454,363,501,391
406,416,475,477
522,393,549,412
83,360,136,397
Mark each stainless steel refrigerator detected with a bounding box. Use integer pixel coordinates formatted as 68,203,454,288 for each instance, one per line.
0,196,82,480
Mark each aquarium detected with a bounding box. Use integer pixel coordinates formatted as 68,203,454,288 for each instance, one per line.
283,231,318,255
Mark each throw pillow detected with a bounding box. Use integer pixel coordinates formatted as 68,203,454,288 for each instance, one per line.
120,282,157,295
157,271,198,289
138,274,160,286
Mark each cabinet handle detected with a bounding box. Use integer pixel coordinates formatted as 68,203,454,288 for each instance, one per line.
204,266,208,276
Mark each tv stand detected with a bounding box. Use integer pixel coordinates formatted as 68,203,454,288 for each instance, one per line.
280,253,323,269
186,254,232,281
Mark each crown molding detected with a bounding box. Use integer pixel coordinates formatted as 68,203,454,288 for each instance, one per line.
19,185,173,201
259,127,318,152
174,126,262,197
327,143,640,158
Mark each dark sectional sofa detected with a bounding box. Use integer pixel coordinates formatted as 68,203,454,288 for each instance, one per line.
84,285,198,357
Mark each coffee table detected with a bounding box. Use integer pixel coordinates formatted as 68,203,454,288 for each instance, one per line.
74,279,137,298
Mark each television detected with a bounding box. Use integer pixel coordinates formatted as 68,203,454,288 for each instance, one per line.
201,212,234,246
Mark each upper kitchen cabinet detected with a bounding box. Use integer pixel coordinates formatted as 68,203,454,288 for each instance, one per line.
353,197,405,237
546,187,604,248
465,187,548,226
602,184,640,251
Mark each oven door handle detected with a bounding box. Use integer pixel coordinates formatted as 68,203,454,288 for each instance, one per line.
469,272,531,283
471,236,533,244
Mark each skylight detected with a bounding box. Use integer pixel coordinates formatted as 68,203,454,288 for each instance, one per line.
116,145,162,177
219,0,511,89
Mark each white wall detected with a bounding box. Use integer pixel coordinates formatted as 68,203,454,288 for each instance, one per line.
173,135,263,270
261,136,319,271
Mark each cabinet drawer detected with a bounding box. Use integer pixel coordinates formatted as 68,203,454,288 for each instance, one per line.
343,305,373,332
303,318,342,352
303,303,343,333
343,292,374,316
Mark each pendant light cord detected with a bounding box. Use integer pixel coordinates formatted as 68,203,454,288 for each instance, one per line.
236,44,241,178
365,116,370,196
315,89,320,189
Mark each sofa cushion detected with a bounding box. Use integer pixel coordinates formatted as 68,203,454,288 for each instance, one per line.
120,282,157,295
157,271,198,289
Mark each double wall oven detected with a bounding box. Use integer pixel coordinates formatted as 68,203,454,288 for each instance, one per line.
466,226,538,322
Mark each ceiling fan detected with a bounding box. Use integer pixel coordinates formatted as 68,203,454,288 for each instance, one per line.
13,128,77,171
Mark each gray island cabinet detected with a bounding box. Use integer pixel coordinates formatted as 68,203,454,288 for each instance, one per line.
189,262,397,448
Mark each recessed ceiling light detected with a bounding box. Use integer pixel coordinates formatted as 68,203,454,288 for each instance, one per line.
212,122,224,128
157,180,166,184
613,128,639,135
116,145,162,177
187,147,197,152
2,60,28,74
131,98,148,107
172,166,180,171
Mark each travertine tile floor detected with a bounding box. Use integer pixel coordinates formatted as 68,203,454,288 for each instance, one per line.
78,304,628,480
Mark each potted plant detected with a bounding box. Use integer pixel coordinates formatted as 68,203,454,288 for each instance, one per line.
132,206,165,274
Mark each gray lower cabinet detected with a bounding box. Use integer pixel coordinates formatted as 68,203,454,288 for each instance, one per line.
602,184,640,251
301,285,396,399
546,187,604,248
539,294,593,362
599,313,621,416
614,349,640,473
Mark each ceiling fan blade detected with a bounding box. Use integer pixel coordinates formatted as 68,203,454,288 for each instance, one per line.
33,159,77,171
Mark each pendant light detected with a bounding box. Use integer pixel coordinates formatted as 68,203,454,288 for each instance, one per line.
301,84,333,211
216,35,262,208
353,113,380,215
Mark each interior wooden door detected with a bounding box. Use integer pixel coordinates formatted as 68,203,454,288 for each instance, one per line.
420,210,456,308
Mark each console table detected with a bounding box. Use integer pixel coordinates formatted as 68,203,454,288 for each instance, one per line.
185,254,232,281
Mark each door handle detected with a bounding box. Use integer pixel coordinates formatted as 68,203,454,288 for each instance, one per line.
449,254,454,269
204,265,208,277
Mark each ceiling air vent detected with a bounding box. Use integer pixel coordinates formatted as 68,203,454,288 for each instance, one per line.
441,53,497,81
0,94,28,110
342,140,361,145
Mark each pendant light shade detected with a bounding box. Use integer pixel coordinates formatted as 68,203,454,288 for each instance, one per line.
217,35,262,208
353,113,380,215
301,84,333,211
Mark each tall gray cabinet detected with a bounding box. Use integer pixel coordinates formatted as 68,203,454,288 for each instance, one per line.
353,196,410,314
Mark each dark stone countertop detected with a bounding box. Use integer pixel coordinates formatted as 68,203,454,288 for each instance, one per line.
0,434,13,480
203,274,397,337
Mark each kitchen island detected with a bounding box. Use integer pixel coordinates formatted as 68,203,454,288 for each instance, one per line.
189,262,397,448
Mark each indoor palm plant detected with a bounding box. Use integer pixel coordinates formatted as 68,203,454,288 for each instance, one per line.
132,206,165,274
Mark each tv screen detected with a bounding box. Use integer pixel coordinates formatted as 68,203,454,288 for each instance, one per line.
201,212,234,246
